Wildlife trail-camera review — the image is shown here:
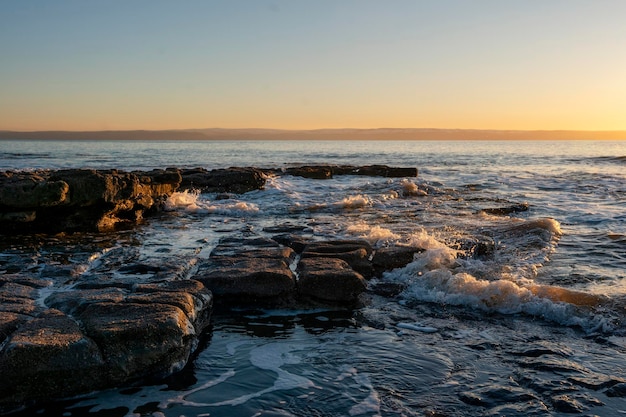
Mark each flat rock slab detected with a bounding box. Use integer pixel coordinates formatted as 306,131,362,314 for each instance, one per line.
195,237,296,299
0,309,106,404
372,246,424,276
301,240,374,278
0,274,212,411
180,167,266,193
297,257,367,302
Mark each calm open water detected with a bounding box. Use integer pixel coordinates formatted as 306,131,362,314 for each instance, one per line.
1,139,626,416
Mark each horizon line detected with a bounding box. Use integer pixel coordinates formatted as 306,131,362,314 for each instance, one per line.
1,127,626,141
3,127,626,133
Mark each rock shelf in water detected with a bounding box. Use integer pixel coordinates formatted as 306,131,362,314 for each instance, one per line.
0,165,421,412
0,165,417,234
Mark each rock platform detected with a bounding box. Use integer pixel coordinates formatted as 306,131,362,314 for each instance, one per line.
0,164,421,412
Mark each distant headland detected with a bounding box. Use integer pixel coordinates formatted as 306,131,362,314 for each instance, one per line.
1,128,625,141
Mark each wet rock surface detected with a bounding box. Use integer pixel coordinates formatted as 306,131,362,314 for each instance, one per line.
194,237,297,300
0,239,213,412
301,240,374,278
179,167,266,193
297,257,366,302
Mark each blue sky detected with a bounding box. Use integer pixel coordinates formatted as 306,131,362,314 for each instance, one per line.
1,0,625,130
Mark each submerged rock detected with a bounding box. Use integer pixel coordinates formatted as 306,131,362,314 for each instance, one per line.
481,202,529,216
285,165,333,179
264,164,418,179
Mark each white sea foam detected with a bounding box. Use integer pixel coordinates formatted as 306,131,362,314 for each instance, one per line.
398,269,615,333
164,190,201,211
387,218,615,333
396,322,439,333
336,195,372,210
165,191,259,215
202,201,260,215
346,223,400,244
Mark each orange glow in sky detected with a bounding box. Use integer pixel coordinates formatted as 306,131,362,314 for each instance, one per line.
1,1,625,132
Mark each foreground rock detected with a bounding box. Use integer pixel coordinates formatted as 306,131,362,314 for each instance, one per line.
0,273,212,412
0,169,181,233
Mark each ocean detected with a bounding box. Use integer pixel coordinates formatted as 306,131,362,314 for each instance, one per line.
1,139,626,416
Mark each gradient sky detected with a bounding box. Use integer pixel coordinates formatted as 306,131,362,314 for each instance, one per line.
1,0,625,131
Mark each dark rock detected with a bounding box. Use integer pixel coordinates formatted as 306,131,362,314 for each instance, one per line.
132,280,213,333
0,261,213,412
45,288,128,316
197,256,296,298
481,203,529,216
0,171,69,209
73,276,138,291
266,165,418,179
0,169,181,233
454,236,496,259
76,302,198,381
285,166,333,179
372,246,423,276
301,240,374,278
354,165,418,178
369,282,406,297
606,382,626,397
0,275,45,290
118,263,164,274
263,223,309,233
297,257,366,302
0,293,41,316
551,395,585,413
271,233,311,253
180,167,265,193
0,309,106,408
195,239,296,299
0,312,29,345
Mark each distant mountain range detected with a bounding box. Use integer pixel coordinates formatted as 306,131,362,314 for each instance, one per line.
1,128,625,141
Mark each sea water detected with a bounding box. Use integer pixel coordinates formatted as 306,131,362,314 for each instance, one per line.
1,139,626,416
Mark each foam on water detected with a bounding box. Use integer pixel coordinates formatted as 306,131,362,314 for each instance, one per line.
165,191,260,215
345,223,400,244
384,218,617,333
164,190,202,211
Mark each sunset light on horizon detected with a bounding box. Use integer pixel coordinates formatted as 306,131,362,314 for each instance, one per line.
1,0,625,132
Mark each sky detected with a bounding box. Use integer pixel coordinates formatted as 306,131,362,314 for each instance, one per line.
1,0,625,131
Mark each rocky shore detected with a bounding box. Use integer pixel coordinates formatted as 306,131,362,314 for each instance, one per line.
0,165,422,412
